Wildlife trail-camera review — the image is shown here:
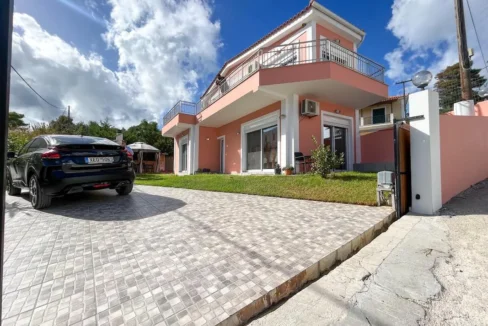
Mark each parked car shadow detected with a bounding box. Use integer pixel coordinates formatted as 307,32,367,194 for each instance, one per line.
18,189,186,221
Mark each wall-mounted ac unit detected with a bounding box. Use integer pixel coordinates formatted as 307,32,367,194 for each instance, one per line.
301,99,319,116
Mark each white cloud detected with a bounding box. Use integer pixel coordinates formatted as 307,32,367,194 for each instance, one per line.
385,0,488,86
10,0,221,128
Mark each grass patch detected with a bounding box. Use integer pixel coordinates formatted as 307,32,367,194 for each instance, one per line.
135,172,377,206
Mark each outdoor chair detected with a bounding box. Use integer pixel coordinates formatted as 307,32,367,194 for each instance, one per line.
295,152,306,174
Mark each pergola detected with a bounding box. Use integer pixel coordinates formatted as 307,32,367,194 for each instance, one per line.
128,142,160,173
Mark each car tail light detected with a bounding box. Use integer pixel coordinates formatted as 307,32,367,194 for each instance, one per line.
123,149,133,159
42,149,61,159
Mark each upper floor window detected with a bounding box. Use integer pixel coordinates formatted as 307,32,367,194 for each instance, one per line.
372,108,386,124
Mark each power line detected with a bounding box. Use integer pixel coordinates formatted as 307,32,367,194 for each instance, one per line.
10,65,62,110
466,0,488,74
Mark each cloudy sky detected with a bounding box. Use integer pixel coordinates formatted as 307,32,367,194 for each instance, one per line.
10,0,488,128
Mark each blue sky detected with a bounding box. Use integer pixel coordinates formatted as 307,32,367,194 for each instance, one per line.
15,0,398,82
10,0,488,127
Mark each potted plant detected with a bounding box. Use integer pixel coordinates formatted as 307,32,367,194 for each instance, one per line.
282,165,294,176
274,164,281,175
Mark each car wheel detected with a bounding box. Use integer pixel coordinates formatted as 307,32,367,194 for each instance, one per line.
116,183,133,196
6,174,21,196
29,175,52,209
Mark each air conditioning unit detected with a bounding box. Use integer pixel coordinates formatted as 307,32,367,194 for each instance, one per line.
301,99,319,116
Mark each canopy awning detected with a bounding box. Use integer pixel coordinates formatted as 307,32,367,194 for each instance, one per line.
127,142,160,153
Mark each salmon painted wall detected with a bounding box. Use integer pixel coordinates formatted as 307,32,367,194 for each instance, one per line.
440,115,488,203
198,127,220,172
360,129,394,163
216,101,281,174
475,100,488,116
316,23,354,51
174,129,190,173
298,96,356,159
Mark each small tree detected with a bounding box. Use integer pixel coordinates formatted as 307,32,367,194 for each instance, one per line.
434,61,487,110
310,136,344,178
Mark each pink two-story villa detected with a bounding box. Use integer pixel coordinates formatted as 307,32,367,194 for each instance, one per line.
161,0,387,174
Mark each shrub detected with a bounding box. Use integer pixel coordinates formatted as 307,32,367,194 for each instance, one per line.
7,129,31,153
310,136,344,178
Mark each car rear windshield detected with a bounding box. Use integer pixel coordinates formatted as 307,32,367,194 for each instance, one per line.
49,136,120,147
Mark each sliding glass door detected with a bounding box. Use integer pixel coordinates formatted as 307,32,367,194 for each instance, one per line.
181,143,188,171
246,125,278,171
247,130,261,170
324,125,347,170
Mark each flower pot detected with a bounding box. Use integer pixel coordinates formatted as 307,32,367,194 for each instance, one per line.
284,169,292,176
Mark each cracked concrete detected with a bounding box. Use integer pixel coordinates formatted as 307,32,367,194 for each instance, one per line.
249,180,488,326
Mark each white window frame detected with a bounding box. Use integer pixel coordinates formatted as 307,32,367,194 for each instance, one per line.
179,135,189,174
321,111,354,171
218,135,225,174
241,111,280,173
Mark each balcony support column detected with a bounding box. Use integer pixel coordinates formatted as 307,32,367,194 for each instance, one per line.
280,94,299,169
188,124,199,174
355,109,361,164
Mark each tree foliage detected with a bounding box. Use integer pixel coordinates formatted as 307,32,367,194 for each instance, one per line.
8,111,28,129
124,120,173,154
7,114,173,155
434,62,487,110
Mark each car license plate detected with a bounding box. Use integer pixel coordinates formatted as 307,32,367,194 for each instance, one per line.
85,157,114,164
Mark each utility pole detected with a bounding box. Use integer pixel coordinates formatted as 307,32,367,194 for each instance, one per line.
0,0,14,321
67,105,70,119
454,0,473,100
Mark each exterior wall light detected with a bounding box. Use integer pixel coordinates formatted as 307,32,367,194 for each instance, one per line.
411,70,433,90
396,70,433,117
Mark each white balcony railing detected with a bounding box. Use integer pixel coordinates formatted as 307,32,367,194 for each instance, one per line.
162,101,197,126
163,39,386,126
360,113,395,127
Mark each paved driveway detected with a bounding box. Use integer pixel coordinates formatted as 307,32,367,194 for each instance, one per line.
2,186,392,326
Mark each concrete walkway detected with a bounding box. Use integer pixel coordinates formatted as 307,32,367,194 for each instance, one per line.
249,180,488,326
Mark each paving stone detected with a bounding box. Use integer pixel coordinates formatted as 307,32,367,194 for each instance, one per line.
3,186,391,325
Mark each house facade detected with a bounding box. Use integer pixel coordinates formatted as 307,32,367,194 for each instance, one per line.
161,1,388,174
356,96,405,172
359,95,405,135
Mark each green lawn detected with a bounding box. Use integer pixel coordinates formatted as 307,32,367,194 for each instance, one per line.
135,172,378,206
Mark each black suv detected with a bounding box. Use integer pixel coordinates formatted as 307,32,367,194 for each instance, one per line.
6,135,135,209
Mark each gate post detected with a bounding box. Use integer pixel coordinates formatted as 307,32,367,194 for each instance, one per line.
409,90,442,215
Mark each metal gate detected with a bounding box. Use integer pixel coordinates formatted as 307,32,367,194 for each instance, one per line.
393,115,424,218
394,123,411,217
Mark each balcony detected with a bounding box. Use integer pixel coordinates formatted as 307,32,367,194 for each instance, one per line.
162,39,387,132
359,113,394,132
161,101,198,137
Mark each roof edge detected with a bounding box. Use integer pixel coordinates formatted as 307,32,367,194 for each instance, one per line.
311,2,365,39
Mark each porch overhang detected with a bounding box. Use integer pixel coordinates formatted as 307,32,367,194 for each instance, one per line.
259,62,388,108
161,113,197,138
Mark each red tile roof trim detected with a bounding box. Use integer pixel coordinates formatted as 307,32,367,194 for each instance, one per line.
369,95,406,106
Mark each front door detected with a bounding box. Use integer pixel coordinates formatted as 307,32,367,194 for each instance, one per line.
323,125,348,170
219,138,225,173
